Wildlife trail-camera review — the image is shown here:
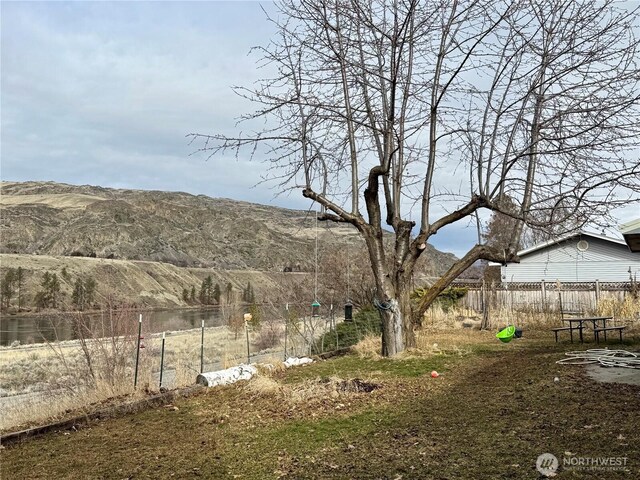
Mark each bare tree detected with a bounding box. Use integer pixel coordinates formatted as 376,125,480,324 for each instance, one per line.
318,242,376,308
190,0,640,355
482,196,521,250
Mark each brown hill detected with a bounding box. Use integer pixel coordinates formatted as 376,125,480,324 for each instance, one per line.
1,181,457,274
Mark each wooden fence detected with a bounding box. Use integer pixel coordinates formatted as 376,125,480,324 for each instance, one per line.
451,280,635,314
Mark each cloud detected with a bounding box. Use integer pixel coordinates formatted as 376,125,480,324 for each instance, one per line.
1,2,290,203
1,1,635,258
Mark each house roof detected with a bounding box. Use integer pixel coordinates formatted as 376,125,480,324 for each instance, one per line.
620,218,640,252
516,230,626,257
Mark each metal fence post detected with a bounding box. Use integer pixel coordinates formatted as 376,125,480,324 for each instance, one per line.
134,314,142,388
200,319,205,373
245,320,250,364
284,303,288,360
159,332,165,389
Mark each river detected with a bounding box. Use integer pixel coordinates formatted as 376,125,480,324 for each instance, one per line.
0,308,226,346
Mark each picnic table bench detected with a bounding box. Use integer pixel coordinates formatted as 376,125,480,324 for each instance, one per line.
551,325,582,343
551,316,616,343
593,326,626,344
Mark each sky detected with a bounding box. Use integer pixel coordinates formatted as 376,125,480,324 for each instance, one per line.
1,1,637,258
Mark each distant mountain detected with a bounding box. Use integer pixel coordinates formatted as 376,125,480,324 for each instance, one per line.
0,181,457,275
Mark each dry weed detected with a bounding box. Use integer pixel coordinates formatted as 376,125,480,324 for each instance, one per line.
255,361,286,376
243,373,379,406
244,375,282,397
422,303,568,332
352,334,381,358
286,376,378,403
597,296,640,322
0,367,157,432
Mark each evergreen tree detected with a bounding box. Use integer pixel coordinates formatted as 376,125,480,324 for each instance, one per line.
199,276,214,304
36,272,62,309
41,272,51,290
48,273,61,309
225,282,233,304
34,291,48,310
85,277,96,306
15,267,25,310
1,269,16,309
71,278,86,311
71,276,96,311
205,276,213,304
190,286,196,302
199,279,207,304
213,283,221,304
182,288,190,303
243,282,256,303
248,302,261,328
35,272,52,310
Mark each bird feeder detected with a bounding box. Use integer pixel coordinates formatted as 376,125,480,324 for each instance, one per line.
311,300,321,317
344,301,353,321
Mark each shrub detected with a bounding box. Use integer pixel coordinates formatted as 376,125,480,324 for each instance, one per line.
314,305,381,353
411,286,468,312
436,287,468,311
253,322,284,350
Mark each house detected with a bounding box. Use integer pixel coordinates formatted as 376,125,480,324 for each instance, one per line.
620,218,640,252
500,231,640,283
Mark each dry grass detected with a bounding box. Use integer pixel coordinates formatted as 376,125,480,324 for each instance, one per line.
5,340,640,480
255,361,286,376
422,302,581,332
351,334,381,358
2,377,155,432
244,375,283,396
0,319,314,432
598,296,640,321
350,320,505,362
3,299,636,434
244,372,378,405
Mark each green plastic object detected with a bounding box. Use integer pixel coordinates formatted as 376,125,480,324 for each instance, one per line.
496,325,516,343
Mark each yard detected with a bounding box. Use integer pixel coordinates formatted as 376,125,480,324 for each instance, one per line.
3,329,639,479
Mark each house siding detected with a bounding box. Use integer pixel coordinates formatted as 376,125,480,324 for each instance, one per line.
501,236,640,283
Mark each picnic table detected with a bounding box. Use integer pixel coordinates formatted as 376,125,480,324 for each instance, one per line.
559,316,614,343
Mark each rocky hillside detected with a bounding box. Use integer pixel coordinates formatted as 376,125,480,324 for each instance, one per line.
1,181,457,274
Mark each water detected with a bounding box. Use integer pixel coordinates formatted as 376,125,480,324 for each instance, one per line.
0,308,225,346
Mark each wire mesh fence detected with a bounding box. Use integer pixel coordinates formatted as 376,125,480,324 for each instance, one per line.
0,302,376,430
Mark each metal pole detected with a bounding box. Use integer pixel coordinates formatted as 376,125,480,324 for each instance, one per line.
200,319,205,373
159,332,165,389
284,303,288,360
134,314,142,388
245,320,250,364
333,304,338,350
314,211,318,301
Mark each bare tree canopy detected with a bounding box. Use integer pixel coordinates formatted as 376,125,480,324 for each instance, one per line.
190,0,640,356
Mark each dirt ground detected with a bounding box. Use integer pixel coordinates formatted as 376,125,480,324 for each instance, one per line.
3,332,639,479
